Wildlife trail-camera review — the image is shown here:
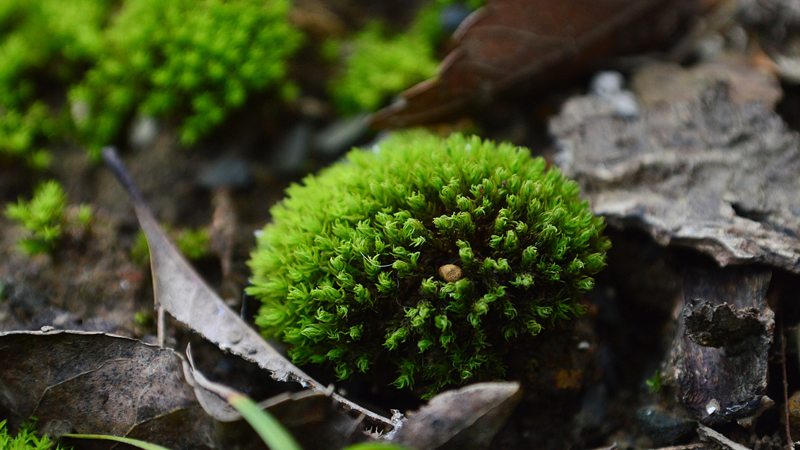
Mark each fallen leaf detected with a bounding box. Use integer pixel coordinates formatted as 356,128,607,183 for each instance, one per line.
101,147,396,432
390,382,522,450
0,330,218,449
370,0,707,128
0,330,379,450
184,345,370,450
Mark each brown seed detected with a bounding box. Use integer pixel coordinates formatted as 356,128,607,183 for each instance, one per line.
438,264,462,283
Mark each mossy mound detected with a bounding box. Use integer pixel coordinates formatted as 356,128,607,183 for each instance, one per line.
247,131,610,397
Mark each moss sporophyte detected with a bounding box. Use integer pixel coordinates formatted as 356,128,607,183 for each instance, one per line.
247,131,610,397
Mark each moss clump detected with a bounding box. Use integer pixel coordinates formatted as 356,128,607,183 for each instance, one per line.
247,131,610,397
0,0,111,168
329,0,482,115
71,0,303,156
4,180,93,255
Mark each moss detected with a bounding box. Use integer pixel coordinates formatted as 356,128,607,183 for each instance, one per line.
247,131,610,397
329,1,483,115
329,22,438,115
72,0,303,157
4,180,93,255
5,180,68,254
0,419,67,450
0,0,111,168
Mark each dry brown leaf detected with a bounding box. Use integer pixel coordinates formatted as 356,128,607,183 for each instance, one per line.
391,382,522,450
184,346,369,450
370,0,706,129
0,330,375,450
101,147,396,431
0,330,218,449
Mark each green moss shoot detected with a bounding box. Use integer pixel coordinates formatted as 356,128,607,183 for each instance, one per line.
247,131,610,397
5,180,68,255
5,180,94,255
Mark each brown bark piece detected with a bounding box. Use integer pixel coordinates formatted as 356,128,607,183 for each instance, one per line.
549,57,788,425
549,57,800,273
669,265,774,424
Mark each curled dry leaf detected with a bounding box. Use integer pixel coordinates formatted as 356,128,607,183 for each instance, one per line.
370,0,707,128
101,147,396,431
183,344,370,450
391,382,522,450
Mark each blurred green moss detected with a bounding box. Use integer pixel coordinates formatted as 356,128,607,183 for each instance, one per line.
73,0,303,157
328,0,483,115
0,0,303,165
0,0,111,168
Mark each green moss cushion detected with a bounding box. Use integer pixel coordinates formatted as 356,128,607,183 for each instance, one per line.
247,131,610,397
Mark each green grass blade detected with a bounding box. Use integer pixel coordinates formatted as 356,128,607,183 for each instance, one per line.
62,433,173,450
227,393,302,450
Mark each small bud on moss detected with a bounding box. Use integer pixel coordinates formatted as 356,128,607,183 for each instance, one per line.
247,131,610,397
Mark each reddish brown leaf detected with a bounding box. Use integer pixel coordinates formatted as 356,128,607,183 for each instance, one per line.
369,0,707,128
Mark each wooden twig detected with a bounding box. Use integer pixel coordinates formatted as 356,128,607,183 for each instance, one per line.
697,424,751,450
781,317,795,450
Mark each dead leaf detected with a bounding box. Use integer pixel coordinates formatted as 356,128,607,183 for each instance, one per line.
370,0,707,128
184,347,369,450
101,146,396,431
390,382,522,450
0,330,218,449
0,330,381,450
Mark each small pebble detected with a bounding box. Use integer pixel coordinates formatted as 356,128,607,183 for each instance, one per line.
573,384,608,435
129,115,159,149
440,4,472,35
196,154,253,190
591,71,625,97
270,122,313,176
590,71,640,119
636,405,695,446
313,113,370,157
